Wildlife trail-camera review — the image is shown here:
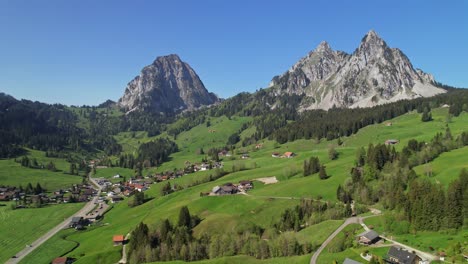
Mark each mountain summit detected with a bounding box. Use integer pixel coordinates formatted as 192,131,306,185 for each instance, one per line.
269,30,445,110
118,54,219,113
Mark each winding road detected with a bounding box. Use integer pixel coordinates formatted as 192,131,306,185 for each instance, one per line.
309,212,437,264
6,176,101,264
310,216,360,264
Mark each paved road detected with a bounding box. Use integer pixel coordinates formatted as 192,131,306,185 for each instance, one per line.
310,217,360,264
310,212,437,264
7,176,102,264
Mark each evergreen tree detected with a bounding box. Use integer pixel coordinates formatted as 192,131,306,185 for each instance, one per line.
421,107,432,122
178,206,192,229
303,159,311,176
319,165,328,180
328,146,338,160
446,179,463,229
355,147,366,167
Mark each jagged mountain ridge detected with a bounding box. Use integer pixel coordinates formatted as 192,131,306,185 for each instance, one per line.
269,30,445,110
118,54,219,113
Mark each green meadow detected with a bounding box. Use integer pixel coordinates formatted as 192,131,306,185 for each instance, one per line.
0,149,82,191
0,202,83,263
16,108,468,263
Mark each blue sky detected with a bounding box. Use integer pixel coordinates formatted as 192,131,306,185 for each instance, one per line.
0,0,467,106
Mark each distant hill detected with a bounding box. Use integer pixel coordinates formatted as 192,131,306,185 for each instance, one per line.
268,30,446,110
118,54,219,113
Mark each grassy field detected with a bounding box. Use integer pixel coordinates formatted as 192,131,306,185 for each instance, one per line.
14,108,468,263
316,223,365,264
413,146,468,187
0,158,82,191
19,229,78,264
148,254,311,264
0,202,83,263
364,215,468,254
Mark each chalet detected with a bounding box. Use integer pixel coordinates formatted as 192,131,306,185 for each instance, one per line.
110,195,123,203
241,154,250,159
134,184,146,192
113,174,122,179
52,256,72,264
69,217,84,228
385,122,393,126
357,230,380,245
385,246,421,264
255,144,263,149
220,184,237,194
239,180,253,191
284,152,295,158
113,235,125,246
83,189,94,196
218,150,231,157
385,139,399,145
123,189,134,197
212,186,221,194
343,258,362,264
78,194,89,202
441,104,450,108
200,163,210,171
0,194,11,201
272,152,280,158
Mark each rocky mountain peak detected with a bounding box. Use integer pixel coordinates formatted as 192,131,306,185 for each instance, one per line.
118,54,219,113
268,30,446,110
314,41,332,53
357,30,389,56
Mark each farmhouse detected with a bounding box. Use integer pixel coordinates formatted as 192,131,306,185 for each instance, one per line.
385,246,421,264
239,180,253,191
385,139,399,145
69,216,84,228
113,235,125,246
212,183,237,195
110,195,123,203
357,230,380,245
271,152,280,158
284,152,296,158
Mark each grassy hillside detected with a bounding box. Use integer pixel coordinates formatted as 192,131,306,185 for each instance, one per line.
413,146,468,187
0,149,82,191
18,108,468,263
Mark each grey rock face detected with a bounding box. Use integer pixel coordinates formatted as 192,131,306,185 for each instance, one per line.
270,30,445,110
118,54,218,113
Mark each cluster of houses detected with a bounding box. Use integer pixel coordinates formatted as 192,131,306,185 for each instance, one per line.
209,180,253,196
354,230,438,264
0,186,17,201
0,184,96,207
96,177,152,203
153,161,224,182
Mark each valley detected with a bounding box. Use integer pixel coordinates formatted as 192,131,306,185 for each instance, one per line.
0,26,467,264
1,105,466,263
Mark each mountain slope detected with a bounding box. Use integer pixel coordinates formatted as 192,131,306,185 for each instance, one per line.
269,30,446,110
118,54,219,113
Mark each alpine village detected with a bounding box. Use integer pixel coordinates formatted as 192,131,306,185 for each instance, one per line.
1,29,467,264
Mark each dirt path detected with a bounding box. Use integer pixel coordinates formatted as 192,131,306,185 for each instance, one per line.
7,175,102,264
118,233,131,264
